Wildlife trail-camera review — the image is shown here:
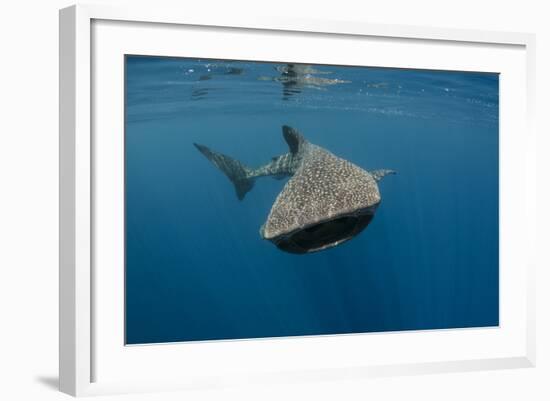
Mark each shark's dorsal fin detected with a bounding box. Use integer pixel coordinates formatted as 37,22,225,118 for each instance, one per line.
282,125,306,154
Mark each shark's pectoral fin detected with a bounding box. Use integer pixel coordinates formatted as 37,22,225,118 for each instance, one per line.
369,169,396,182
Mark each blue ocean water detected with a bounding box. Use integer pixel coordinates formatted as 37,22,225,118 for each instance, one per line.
125,56,499,345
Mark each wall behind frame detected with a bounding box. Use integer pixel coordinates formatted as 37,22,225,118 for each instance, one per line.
0,0,547,400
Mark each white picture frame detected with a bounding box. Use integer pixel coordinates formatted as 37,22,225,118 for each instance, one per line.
59,3,536,397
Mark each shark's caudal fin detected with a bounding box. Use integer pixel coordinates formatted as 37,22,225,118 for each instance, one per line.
194,143,254,200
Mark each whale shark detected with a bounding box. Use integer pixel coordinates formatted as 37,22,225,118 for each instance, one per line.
194,126,395,254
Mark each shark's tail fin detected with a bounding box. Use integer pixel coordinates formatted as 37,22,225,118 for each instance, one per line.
194,143,255,200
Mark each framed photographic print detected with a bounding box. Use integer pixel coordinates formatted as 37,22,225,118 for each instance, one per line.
59,4,536,396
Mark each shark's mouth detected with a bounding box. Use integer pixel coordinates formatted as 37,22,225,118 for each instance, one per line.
271,211,375,254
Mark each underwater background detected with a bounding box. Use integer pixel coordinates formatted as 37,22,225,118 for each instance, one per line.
125,56,499,344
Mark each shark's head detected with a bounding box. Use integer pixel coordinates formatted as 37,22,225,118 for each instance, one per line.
262,206,377,254
260,129,384,254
